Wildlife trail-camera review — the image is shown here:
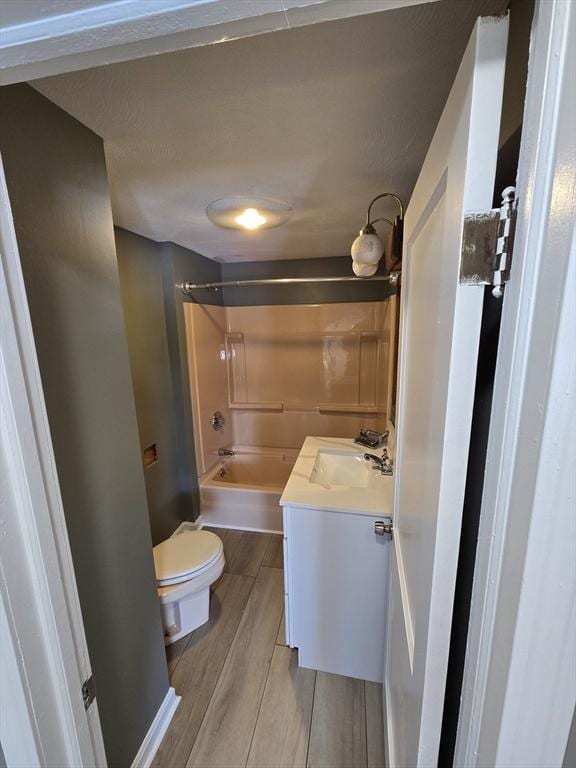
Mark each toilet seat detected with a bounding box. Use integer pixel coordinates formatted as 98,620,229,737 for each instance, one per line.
153,530,223,586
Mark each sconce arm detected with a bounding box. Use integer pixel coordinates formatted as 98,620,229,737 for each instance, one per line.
362,217,394,235
365,193,404,227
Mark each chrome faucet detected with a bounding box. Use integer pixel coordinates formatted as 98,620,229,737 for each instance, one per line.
364,448,393,476
218,448,235,457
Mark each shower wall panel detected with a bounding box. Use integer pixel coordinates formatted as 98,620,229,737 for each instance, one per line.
186,301,392,466
226,302,390,449
184,304,232,474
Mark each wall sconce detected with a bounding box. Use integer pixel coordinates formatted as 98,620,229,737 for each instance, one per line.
351,192,404,277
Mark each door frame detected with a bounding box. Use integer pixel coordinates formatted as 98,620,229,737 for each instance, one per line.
454,0,575,765
0,0,573,765
0,157,107,767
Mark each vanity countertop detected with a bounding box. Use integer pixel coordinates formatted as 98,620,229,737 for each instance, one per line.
280,436,394,516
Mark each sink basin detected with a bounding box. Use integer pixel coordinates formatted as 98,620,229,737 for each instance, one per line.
280,436,394,515
309,450,371,488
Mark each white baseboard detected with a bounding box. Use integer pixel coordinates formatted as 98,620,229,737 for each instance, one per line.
202,521,282,535
172,517,203,536
130,687,181,768
173,518,282,536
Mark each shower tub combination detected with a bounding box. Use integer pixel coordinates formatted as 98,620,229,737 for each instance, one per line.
199,450,295,533
185,301,394,534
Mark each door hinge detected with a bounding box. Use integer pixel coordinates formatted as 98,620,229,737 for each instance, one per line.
460,186,517,297
82,675,96,710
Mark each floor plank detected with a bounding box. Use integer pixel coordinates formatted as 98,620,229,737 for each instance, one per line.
262,533,284,569
165,632,191,676
205,526,244,568
152,573,254,768
226,531,271,577
365,682,386,768
247,646,316,768
186,566,284,768
276,611,287,647
307,672,367,768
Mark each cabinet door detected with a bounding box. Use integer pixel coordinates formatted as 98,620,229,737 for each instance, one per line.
288,506,389,683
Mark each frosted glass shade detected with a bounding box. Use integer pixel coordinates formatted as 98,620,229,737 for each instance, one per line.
352,260,378,277
351,232,383,265
207,197,293,230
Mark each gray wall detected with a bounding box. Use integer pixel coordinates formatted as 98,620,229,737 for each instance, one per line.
161,242,222,520
0,84,169,768
170,241,223,307
498,0,535,148
564,709,576,768
116,228,186,543
222,256,395,306
493,0,535,203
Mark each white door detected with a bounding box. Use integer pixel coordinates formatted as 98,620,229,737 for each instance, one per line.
384,16,508,768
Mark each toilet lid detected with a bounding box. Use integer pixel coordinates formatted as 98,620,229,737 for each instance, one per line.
153,530,223,586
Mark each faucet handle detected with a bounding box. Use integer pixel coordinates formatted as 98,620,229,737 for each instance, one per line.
356,429,388,449
381,450,393,471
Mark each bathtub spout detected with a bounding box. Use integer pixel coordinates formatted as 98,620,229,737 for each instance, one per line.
218,448,235,457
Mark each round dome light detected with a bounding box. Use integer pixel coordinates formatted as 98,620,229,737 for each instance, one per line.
206,197,293,230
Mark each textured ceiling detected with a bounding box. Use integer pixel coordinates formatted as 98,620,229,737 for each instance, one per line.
34,0,507,262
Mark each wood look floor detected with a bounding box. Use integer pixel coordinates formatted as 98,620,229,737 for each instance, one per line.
153,529,385,768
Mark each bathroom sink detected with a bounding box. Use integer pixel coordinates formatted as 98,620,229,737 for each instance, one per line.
281,437,394,516
309,450,371,488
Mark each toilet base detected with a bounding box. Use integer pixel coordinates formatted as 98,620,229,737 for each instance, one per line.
156,550,225,645
160,587,209,645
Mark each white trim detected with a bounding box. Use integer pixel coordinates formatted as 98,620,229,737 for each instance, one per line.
455,1,576,765
199,521,281,535
0,0,439,85
393,535,414,672
176,517,284,536
0,155,107,766
130,688,181,768
0,596,42,768
172,518,204,536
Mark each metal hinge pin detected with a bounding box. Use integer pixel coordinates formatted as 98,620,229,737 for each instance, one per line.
82,675,96,710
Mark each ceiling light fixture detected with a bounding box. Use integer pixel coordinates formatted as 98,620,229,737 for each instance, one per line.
207,196,293,231
351,192,404,277
234,207,267,230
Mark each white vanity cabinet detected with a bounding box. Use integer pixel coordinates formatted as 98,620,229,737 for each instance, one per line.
282,504,390,683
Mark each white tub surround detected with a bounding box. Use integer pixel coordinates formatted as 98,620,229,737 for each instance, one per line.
281,436,393,683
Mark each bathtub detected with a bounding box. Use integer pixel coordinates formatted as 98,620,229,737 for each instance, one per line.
199,450,295,533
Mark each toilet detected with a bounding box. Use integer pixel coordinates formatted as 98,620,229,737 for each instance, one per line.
153,529,225,645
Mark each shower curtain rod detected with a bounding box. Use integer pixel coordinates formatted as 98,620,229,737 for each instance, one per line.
181,272,400,293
